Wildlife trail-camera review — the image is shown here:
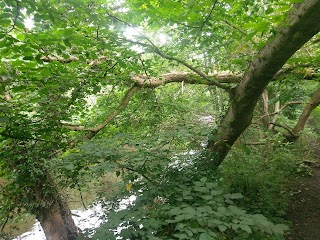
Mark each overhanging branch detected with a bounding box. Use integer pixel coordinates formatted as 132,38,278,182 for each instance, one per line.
62,85,141,139
132,72,241,87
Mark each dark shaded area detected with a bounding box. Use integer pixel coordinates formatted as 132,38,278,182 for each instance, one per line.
286,159,320,239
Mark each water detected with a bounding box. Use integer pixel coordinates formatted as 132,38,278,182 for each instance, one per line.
14,196,136,240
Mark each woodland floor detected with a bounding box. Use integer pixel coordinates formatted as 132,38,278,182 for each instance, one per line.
286,143,320,240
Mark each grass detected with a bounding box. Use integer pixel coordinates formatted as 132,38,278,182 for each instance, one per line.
219,135,313,222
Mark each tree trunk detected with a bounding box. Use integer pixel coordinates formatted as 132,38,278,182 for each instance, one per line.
269,93,280,131
203,0,320,168
35,173,79,240
38,200,79,240
261,90,270,128
287,88,320,141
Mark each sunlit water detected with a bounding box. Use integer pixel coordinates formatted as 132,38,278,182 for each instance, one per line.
14,196,136,240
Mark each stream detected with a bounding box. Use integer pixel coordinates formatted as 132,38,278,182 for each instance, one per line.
14,196,136,240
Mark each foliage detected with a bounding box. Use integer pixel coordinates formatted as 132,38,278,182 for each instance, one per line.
0,0,320,238
81,173,288,240
220,132,310,220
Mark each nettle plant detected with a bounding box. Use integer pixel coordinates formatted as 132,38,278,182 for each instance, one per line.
84,176,288,240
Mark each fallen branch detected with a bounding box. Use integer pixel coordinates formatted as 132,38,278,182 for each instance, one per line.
269,122,297,138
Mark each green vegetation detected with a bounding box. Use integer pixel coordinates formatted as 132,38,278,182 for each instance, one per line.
1,0,320,239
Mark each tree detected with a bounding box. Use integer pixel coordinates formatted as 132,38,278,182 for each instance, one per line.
1,0,320,239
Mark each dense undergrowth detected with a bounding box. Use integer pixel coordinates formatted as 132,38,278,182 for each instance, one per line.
77,131,314,240
221,138,312,222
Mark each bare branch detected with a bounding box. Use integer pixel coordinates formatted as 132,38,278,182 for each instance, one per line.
194,0,218,40
119,165,157,185
256,101,305,120
5,0,20,34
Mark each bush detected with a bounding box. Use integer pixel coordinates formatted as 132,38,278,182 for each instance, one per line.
83,175,288,240
220,142,305,220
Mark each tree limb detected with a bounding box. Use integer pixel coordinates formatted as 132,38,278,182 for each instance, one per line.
132,72,241,87
269,122,297,137
62,85,140,138
143,41,232,91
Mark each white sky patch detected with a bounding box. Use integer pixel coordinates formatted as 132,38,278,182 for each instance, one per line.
124,27,143,39
24,16,34,29
123,27,169,53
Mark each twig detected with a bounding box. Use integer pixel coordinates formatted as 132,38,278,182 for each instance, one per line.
220,19,246,36
5,0,20,34
256,101,305,120
121,165,157,185
194,0,218,40
77,183,87,210
61,85,140,140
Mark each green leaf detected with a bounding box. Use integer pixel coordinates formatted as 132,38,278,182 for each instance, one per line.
200,177,207,183
199,232,216,240
181,207,196,216
224,193,243,199
0,116,9,123
210,190,223,196
65,163,75,170
194,186,209,193
23,56,34,60
273,224,289,234
265,8,273,14
239,224,252,233
16,33,26,41
218,224,227,232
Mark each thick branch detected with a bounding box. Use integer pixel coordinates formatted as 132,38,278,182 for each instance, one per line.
270,122,297,137
106,12,232,91
132,72,241,87
291,88,320,138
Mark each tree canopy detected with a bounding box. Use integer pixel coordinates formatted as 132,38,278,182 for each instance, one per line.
1,0,320,239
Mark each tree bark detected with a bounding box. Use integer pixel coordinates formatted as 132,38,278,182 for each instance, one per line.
287,88,320,140
38,201,78,240
261,90,270,128
204,0,320,168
